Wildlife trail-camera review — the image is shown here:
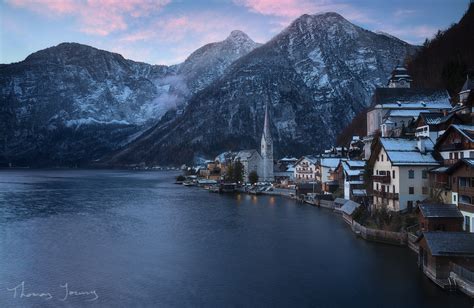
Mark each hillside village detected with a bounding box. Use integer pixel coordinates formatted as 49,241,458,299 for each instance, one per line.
184,64,474,297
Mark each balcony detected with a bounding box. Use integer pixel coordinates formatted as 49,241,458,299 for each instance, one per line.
297,169,314,174
373,190,399,200
458,186,474,196
458,202,474,213
372,174,391,184
439,143,464,151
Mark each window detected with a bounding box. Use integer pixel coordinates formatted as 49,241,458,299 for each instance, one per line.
470,151,474,158
461,152,465,158
422,170,427,179
465,216,471,232
409,187,414,194
422,187,428,194
459,177,470,187
381,154,384,162
407,201,414,211
376,183,379,190
455,152,459,159
449,153,453,159
393,185,396,193
454,194,457,202
392,170,395,179
460,195,471,204
408,170,414,179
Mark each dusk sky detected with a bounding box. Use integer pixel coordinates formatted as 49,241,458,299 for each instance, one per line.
0,0,469,65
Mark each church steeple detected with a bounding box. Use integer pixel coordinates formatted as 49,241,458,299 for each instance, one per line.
260,102,274,182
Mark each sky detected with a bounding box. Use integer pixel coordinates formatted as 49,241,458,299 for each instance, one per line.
0,0,470,65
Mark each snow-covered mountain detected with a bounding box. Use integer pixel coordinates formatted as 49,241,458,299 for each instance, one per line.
107,12,417,165
0,32,260,166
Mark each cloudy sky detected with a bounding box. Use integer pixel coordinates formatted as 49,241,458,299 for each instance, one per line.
0,0,469,65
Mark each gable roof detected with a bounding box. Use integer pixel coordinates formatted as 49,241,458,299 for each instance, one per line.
419,204,463,218
235,149,261,161
435,124,474,150
419,232,474,257
378,138,439,166
445,158,474,174
295,155,318,165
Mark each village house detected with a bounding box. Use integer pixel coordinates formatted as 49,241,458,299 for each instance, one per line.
413,112,461,144
318,158,341,193
369,137,440,212
434,124,474,166
333,159,366,201
445,159,474,232
294,156,318,183
416,232,474,291
363,65,452,159
274,157,297,184
418,204,464,232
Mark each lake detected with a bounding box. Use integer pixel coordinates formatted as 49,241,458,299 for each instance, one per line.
0,170,471,307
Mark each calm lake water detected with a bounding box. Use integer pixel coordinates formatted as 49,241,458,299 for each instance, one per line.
0,170,472,307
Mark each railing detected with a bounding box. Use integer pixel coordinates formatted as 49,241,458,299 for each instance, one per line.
458,202,474,212
351,221,407,245
373,190,399,200
458,186,474,196
439,143,464,151
451,263,474,283
372,174,391,184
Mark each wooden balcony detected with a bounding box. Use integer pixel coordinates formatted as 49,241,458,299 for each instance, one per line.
458,202,474,213
458,186,474,196
373,190,399,200
439,143,464,151
372,174,391,184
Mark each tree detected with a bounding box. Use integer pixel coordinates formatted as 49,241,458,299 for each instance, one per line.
233,160,244,183
248,171,259,185
225,164,234,183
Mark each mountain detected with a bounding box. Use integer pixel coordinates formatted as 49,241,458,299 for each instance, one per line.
407,2,474,99
106,12,417,166
176,30,261,94
337,3,473,146
0,32,260,166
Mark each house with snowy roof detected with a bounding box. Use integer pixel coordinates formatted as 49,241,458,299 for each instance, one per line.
234,149,262,182
294,156,318,183
334,160,366,201
434,124,474,166
368,137,440,212
413,112,462,143
363,65,452,159
318,157,341,193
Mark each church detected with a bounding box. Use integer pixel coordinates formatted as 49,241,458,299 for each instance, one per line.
232,103,274,183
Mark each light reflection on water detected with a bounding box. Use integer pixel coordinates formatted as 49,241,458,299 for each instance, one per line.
0,170,471,307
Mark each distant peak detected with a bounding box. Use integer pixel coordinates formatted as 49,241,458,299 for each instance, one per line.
226,30,252,42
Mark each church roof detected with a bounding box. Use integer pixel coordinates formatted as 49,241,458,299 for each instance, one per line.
371,88,451,110
235,149,261,161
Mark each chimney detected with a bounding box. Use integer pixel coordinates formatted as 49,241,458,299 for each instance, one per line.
418,137,426,154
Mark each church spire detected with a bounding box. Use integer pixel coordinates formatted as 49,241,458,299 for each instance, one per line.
263,102,272,141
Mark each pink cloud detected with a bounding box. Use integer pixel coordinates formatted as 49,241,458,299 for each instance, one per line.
7,0,171,36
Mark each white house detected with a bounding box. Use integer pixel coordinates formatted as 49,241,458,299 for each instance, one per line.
369,138,440,212
317,158,341,184
294,156,318,183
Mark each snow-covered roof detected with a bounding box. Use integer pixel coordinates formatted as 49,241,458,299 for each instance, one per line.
387,109,428,118
296,155,318,165
450,125,474,142
387,152,439,166
372,88,451,109
380,138,439,166
320,158,341,168
340,200,360,215
235,149,261,161
346,160,365,168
